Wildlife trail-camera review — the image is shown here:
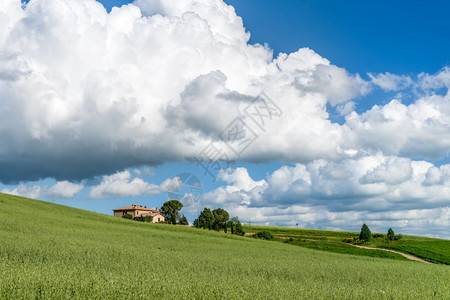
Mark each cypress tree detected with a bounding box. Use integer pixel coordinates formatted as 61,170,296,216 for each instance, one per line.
359,223,372,241
387,228,395,241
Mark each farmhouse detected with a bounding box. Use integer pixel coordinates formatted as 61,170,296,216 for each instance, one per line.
113,204,165,223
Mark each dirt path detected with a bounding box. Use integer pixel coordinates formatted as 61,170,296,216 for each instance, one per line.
353,245,432,264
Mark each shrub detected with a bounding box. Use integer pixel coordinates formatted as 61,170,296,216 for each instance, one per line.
373,233,384,238
342,238,354,243
395,234,402,241
122,214,133,220
133,215,153,222
255,231,274,240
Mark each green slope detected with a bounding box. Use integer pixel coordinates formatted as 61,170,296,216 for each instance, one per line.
0,194,449,299
245,225,450,264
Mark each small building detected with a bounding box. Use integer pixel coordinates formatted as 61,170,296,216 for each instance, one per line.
113,204,165,223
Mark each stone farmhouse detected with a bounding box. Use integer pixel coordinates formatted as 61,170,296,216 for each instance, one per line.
113,204,165,223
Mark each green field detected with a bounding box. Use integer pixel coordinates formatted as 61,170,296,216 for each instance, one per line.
245,225,450,264
0,194,449,299
375,240,450,264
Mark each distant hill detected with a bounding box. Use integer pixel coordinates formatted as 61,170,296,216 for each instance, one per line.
0,193,448,299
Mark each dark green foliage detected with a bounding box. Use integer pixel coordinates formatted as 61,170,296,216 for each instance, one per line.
395,234,402,241
122,214,133,220
134,215,153,222
255,231,274,240
372,233,384,238
195,210,244,235
160,200,183,225
359,223,372,241
179,214,188,226
231,216,245,236
229,220,234,234
212,208,229,231
387,228,395,241
194,208,214,229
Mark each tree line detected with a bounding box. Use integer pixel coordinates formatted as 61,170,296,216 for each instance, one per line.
193,207,245,236
155,200,245,236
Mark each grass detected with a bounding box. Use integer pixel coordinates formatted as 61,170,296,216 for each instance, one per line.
245,225,450,264
372,240,450,264
1,193,449,299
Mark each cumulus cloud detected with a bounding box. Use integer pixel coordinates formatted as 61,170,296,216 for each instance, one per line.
0,0,373,182
88,170,161,199
345,89,450,159
199,159,450,237
2,180,83,199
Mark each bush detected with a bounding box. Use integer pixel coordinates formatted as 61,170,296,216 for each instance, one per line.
134,215,153,222
372,233,384,238
255,231,274,240
285,237,294,243
122,214,133,220
342,238,354,243
394,234,402,241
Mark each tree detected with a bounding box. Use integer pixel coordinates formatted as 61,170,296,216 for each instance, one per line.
160,200,183,225
212,208,229,231
387,228,395,241
179,214,189,226
359,223,372,241
234,220,245,236
194,208,214,230
229,216,245,236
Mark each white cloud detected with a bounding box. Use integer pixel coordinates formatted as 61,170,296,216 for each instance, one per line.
88,170,160,199
1,183,42,199
46,181,84,199
345,91,450,159
199,160,450,238
0,0,371,182
1,180,83,199
418,66,450,90
369,72,413,91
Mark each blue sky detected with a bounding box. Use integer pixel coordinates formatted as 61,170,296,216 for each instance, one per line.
1,0,449,238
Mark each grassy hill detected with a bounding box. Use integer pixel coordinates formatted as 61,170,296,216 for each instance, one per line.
0,194,449,299
244,225,450,264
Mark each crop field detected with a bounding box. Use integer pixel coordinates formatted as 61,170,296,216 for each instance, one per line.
245,225,450,264
0,194,449,299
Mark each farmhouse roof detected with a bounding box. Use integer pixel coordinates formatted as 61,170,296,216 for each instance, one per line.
113,205,160,212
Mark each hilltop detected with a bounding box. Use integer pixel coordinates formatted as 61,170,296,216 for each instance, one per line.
0,193,448,299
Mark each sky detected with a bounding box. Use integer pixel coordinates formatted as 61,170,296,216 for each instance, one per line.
1,0,449,238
